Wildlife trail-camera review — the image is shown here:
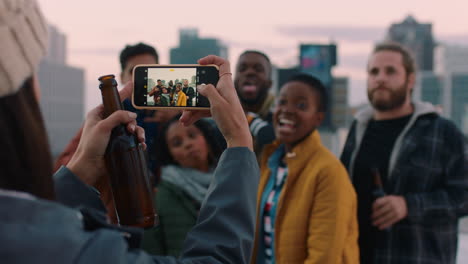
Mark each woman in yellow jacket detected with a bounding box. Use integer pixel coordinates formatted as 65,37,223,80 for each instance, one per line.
173,83,187,106
252,74,359,264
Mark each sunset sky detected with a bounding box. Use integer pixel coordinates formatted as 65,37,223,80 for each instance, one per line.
36,0,468,112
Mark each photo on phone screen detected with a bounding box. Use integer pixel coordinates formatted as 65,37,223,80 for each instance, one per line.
133,65,219,109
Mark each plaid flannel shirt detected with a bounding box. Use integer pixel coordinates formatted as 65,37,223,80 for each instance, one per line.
341,101,468,264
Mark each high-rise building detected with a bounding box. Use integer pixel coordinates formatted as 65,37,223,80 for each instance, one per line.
275,66,299,94
414,71,442,106
44,25,67,65
299,44,337,130
434,44,468,132
331,77,350,129
386,15,435,71
435,44,468,74
451,74,468,134
38,25,85,157
170,28,228,64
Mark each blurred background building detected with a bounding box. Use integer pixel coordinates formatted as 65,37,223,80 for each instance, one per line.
386,15,435,71
38,25,85,158
170,28,228,64
387,17,468,136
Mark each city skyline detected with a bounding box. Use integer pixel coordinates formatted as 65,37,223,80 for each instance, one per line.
36,0,468,113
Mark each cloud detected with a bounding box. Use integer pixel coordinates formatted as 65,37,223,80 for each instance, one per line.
276,25,386,42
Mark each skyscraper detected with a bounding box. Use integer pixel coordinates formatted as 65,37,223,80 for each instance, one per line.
435,44,468,133
414,71,442,106
299,44,337,130
386,15,435,71
44,25,67,64
451,74,468,134
331,77,350,129
38,25,85,157
170,28,228,64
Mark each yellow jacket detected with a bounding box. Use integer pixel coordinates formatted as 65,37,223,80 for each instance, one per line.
251,130,359,263
175,91,187,106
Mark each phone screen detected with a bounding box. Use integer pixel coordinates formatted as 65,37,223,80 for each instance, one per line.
133,65,219,109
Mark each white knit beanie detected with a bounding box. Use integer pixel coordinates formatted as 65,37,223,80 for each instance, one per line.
0,0,48,98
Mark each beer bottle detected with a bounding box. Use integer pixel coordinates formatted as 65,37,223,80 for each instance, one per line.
371,167,386,199
98,74,156,228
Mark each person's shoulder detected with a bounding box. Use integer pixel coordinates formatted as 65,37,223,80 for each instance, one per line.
433,115,461,130
416,114,463,136
0,192,83,227
0,194,97,261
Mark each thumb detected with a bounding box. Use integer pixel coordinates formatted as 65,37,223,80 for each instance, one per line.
197,84,226,106
98,110,137,133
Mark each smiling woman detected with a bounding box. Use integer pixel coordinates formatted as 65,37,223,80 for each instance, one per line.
251,74,359,263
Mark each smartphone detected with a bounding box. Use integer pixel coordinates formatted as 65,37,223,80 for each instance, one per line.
132,64,219,110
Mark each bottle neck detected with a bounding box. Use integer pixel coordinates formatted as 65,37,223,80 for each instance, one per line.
101,85,123,118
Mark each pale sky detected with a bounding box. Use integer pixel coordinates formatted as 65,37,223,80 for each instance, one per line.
36,0,468,113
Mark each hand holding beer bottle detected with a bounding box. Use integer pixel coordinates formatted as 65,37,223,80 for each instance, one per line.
97,75,156,228
68,78,156,228
371,167,408,230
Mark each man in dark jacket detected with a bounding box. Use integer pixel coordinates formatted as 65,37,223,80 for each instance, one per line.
341,42,468,264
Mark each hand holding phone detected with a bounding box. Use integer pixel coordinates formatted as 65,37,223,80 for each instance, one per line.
132,64,219,110
180,55,253,151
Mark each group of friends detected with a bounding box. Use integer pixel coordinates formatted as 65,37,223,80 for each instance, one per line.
1,1,467,264
148,79,196,107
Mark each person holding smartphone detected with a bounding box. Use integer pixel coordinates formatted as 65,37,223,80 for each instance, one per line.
0,1,257,263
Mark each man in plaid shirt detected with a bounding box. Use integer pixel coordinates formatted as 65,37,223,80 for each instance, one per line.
341,42,468,264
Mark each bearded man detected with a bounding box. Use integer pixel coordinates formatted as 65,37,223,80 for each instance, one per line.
340,42,468,264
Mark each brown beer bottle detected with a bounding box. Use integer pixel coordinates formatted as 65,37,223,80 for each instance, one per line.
371,167,386,199
98,74,156,228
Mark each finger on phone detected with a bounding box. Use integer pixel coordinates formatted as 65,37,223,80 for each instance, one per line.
198,55,231,76
197,84,225,105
